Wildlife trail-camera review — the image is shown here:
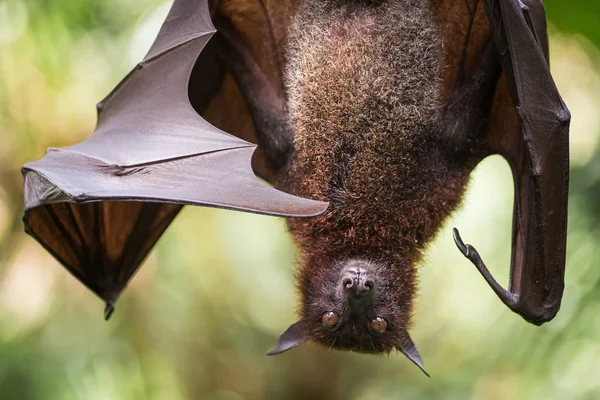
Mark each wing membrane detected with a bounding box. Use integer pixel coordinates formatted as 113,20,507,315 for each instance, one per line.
22,0,328,316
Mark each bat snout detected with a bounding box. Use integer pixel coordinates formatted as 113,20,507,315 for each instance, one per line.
342,272,374,299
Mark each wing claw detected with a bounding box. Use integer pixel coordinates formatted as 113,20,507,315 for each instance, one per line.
452,227,469,256
452,228,516,309
104,303,115,321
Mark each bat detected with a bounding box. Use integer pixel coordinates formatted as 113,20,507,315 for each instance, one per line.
21,0,569,376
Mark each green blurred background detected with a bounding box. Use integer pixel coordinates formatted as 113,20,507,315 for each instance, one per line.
1,1,600,399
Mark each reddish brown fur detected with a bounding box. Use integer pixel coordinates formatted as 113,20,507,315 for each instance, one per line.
277,0,474,353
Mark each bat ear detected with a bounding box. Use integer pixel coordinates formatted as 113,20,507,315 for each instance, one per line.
397,332,430,377
267,320,307,356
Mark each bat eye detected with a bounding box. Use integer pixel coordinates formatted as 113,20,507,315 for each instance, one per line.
370,317,388,333
321,311,339,329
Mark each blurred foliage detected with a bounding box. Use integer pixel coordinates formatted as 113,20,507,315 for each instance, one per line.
1,0,600,399
545,0,600,51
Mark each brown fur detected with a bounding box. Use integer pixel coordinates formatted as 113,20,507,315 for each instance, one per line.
278,0,474,353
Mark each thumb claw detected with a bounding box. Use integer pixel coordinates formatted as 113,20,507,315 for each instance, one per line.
452,227,469,256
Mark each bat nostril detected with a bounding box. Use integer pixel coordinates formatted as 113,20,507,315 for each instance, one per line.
343,278,353,289
364,280,374,290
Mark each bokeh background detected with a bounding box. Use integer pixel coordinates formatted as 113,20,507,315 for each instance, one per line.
1,1,600,399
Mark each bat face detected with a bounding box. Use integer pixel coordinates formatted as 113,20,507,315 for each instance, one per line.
297,258,411,354
269,249,427,374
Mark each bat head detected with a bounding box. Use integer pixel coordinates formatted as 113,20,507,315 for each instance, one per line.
267,258,428,376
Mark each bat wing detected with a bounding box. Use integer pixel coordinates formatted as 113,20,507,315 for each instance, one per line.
438,0,570,324
22,0,328,318
203,0,302,181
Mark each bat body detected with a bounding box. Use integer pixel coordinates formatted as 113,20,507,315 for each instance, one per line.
274,0,463,370
22,0,569,375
